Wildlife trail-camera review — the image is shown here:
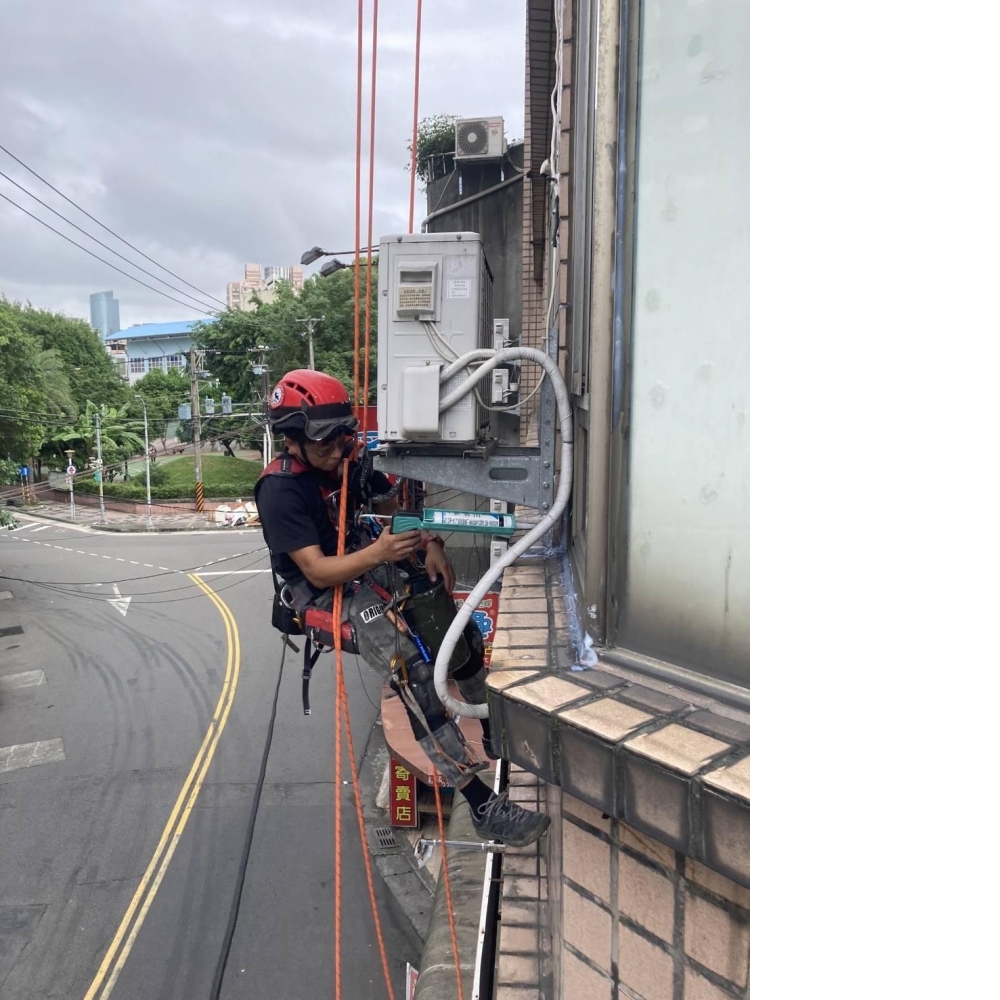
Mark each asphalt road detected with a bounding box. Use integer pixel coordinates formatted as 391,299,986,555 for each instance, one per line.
0,517,419,999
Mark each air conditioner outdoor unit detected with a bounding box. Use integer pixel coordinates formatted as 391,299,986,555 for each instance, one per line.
454,117,506,161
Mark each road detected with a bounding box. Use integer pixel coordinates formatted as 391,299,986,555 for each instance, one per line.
0,517,419,999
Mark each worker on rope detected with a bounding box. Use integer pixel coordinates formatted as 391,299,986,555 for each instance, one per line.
254,370,550,847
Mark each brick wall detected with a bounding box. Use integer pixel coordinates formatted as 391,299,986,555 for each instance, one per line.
556,791,750,1000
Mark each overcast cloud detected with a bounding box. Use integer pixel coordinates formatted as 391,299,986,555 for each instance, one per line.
0,0,525,326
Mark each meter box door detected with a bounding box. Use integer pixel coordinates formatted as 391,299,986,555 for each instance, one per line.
377,232,493,444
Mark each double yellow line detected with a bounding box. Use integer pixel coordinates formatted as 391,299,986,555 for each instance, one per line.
83,574,241,1000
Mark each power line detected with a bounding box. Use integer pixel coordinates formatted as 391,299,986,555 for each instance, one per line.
0,191,215,316
0,168,220,314
0,142,229,308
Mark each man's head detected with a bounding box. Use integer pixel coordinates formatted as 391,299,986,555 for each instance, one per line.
267,369,359,472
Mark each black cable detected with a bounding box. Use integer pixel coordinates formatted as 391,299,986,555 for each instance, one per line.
0,546,265,587
0,169,220,313
0,142,229,308
0,191,215,315
208,639,287,1000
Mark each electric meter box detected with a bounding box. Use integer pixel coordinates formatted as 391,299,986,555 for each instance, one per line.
377,232,494,444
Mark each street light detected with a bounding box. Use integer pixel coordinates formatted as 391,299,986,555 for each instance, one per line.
134,394,153,529
300,244,372,266
300,246,326,265
319,258,347,277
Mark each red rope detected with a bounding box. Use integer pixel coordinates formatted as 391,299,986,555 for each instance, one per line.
432,769,465,1000
332,464,351,1000
407,0,423,234
361,0,380,436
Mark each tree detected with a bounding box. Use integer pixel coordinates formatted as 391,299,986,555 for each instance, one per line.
132,369,189,448
194,264,378,406
406,114,460,184
0,310,48,461
0,299,128,413
48,402,145,482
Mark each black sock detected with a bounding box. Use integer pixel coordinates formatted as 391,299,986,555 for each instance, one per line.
461,776,494,815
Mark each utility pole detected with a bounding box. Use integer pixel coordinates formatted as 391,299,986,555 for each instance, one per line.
135,394,153,529
189,349,205,513
295,316,324,370
255,346,273,465
65,448,76,521
94,412,106,524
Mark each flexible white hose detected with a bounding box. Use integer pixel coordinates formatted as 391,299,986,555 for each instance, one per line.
434,347,573,718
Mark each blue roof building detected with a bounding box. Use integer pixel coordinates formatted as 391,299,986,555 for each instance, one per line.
105,318,217,385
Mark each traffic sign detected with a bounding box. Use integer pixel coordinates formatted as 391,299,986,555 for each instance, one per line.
17,465,31,479
66,465,77,475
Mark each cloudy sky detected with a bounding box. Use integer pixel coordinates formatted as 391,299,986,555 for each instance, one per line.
0,0,525,327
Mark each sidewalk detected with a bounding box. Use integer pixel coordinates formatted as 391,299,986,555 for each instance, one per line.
14,500,258,533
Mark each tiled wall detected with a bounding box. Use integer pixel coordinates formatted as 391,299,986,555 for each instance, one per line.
557,792,750,1000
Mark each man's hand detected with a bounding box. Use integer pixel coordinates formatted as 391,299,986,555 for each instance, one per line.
424,541,456,593
370,527,423,564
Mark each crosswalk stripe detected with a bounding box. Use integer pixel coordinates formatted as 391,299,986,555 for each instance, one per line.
0,738,65,773
0,669,46,690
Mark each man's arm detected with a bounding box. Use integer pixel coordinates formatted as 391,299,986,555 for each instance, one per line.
288,526,423,590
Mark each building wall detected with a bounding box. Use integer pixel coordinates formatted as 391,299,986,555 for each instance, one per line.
554,791,749,1000
122,336,191,385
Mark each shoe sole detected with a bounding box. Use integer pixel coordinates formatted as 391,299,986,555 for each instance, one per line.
481,813,552,849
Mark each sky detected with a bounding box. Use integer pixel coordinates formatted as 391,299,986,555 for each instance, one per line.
0,0,526,328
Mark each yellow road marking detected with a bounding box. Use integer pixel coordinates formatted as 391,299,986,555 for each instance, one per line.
83,573,241,1000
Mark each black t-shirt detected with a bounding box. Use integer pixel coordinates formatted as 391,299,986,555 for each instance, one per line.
255,461,392,591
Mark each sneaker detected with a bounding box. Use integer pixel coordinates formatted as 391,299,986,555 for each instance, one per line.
472,791,551,847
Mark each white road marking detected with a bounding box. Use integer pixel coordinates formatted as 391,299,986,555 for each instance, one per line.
30,524,50,533
107,582,132,617
196,570,270,575
0,670,46,690
0,738,66,773
9,524,30,532
129,561,139,565
157,566,170,571
43,542,52,547
143,564,154,568
0,591,13,601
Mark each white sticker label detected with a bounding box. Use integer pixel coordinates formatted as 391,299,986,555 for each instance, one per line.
447,278,471,299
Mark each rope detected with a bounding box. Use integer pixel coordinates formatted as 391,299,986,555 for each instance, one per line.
432,768,465,1000
332,460,349,1000
361,0,380,434
407,0,424,234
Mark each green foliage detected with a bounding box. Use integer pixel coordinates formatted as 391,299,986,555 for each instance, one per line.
132,369,189,447
0,299,127,413
0,507,17,529
194,265,378,406
72,455,261,500
0,308,49,460
47,401,145,482
0,458,20,482
406,114,460,183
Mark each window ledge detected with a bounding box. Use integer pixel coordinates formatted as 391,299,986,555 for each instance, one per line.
487,555,750,888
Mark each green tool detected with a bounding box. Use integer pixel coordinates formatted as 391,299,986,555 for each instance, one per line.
391,508,517,536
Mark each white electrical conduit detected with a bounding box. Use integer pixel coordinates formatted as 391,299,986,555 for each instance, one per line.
433,347,573,719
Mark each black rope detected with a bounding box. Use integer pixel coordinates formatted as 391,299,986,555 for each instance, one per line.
208,639,287,1000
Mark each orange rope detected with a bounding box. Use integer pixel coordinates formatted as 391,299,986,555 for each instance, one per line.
432,769,466,1000
407,0,423,233
361,0,380,435
353,0,364,411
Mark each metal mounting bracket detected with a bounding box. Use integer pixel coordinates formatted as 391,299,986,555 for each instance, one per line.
373,377,557,511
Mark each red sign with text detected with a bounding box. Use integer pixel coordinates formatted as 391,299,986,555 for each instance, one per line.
453,591,501,669
389,756,419,828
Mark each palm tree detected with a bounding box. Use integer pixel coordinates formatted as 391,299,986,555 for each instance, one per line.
48,402,144,481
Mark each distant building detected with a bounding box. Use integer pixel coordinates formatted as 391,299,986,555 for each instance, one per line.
104,318,217,385
226,262,303,312
89,290,120,337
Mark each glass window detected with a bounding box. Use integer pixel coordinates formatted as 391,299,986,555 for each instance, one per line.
615,0,750,688
166,354,185,370
129,358,146,375
147,356,164,371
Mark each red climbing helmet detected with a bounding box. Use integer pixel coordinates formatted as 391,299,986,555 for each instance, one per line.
267,369,358,441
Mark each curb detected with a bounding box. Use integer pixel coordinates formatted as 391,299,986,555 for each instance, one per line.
8,509,262,534
356,719,436,945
